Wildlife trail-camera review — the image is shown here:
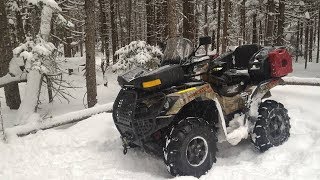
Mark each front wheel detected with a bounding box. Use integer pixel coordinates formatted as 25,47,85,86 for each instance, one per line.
163,117,217,177
251,100,291,152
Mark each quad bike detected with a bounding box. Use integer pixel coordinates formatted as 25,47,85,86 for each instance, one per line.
112,37,292,177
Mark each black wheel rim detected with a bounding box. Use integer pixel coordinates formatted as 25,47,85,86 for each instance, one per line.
268,114,285,139
186,136,208,167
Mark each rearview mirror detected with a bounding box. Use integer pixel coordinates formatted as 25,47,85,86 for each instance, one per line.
199,36,212,46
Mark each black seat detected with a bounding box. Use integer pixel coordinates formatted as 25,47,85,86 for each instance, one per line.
234,44,262,69
208,45,261,96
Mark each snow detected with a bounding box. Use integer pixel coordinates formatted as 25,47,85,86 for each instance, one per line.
16,70,43,124
1,85,320,179
0,59,320,179
305,12,310,20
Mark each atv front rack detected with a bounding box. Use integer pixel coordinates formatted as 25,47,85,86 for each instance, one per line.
113,89,171,150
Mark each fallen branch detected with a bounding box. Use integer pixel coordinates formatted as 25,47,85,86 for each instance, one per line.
0,73,27,88
6,103,113,137
283,77,320,86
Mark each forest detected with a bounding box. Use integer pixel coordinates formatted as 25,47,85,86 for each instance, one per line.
0,0,320,112
0,0,320,179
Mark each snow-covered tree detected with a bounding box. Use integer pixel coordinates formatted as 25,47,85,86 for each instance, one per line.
112,41,163,73
0,0,72,124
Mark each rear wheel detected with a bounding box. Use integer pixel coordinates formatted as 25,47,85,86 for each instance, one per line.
163,117,217,177
251,100,290,152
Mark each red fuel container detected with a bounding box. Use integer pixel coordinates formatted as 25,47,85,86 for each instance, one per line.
268,48,293,77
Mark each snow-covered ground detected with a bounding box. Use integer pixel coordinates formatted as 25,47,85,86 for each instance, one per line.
0,59,320,179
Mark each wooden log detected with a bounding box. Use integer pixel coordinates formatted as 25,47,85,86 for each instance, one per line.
283,77,320,86
5,103,113,137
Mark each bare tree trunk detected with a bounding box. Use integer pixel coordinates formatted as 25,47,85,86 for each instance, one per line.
146,0,156,45
252,13,258,44
64,30,72,57
204,0,209,52
15,0,25,43
155,1,162,44
240,0,246,45
305,19,310,69
211,0,216,51
295,21,300,62
259,18,263,45
216,0,221,53
300,21,304,50
80,26,84,57
161,0,168,39
167,0,177,38
221,0,229,53
0,0,21,110
317,8,320,63
265,0,275,46
85,0,97,108
110,0,118,63
183,0,196,44
98,0,109,66
117,1,125,47
127,0,132,43
134,1,138,40
309,20,314,62
276,0,285,46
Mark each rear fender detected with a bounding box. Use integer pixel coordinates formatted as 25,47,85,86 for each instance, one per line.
245,78,285,131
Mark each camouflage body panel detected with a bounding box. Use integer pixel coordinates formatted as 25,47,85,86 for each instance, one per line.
165,83,247,116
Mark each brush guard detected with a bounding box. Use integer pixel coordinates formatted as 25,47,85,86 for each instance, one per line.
113,89,167,153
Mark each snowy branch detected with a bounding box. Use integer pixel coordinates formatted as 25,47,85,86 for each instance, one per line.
0,73,27,88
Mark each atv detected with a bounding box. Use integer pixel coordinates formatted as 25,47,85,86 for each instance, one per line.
112,37,292,177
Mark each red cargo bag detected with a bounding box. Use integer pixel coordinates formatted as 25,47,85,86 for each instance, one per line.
268,48,293,77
